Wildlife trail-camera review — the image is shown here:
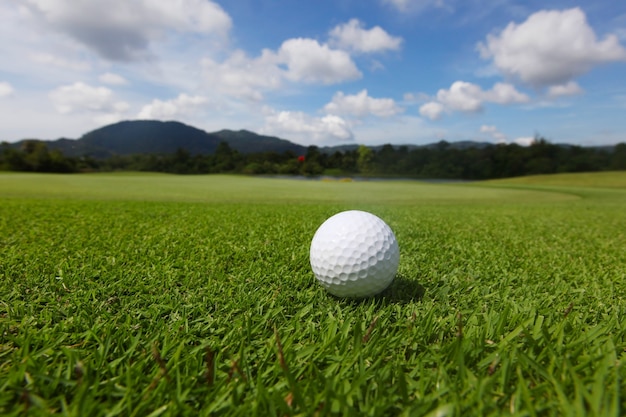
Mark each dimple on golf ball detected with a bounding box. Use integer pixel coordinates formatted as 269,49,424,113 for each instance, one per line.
310,210,400,298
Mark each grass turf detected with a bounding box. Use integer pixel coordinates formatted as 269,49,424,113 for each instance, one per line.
0,172,625,416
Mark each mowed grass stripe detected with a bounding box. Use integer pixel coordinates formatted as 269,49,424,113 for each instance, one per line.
488,171,626,188
0,172,624,416
484,171,626,204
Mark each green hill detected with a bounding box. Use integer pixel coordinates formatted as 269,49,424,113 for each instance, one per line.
9,120,307,158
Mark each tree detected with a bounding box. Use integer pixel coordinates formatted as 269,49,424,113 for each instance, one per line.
212,142,241,172
299,146,324,176
373,144,397,174
1,145,27,171
357,145,373,174
610,143,626,170
22,140,52,171
171,148,192,173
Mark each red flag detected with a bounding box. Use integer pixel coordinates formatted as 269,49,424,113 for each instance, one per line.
298,155,305,162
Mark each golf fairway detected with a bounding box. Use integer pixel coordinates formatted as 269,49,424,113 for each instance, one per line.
1,172,625,416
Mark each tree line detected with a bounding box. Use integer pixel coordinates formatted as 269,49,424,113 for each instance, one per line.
2,138,625,179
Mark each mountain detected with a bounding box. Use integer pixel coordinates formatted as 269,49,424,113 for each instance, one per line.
80,120,220,157
9,120,308,158
212,129,306,154
45,120,220,158
5,120,616,158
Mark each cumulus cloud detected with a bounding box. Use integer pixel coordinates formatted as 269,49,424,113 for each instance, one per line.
419,81,529,119
48,81,129,126
137,93,208,120
201,49,282,101
418,101,445,120
547,81,584,98
278,38,361,84
513,137,535,146
323,90,402,118
478,8,626,88
485,83,531,104
329,19,402,54
0,82,14,97
99,72,128,86
261,108,354,145
199,38,361,100
48,81,128,114
480,125,507,142
22,0,232,61
435,81,484,112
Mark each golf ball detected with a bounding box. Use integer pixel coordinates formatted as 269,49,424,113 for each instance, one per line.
310,210,400,298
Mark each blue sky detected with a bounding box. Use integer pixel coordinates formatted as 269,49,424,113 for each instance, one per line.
1,0,625,146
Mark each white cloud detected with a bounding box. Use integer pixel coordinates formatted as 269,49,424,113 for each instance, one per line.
49,82,117,113
30,53,91,71
480,125,507,142
403,92,430,103
201,49,282,101
0,82,14,97
480,126,536,146
199,38,361,99
47,81,131,131
48,82,130,127
93,112,127,127
547,81,583,98
99,72,128,86
137,93,208,120
22,0,232,61
261,108,354,145
381,0,446,13
351,114,443,145
513,136,535,146
419,81,529,119
278,38,361,84
436,81,484,112
419,101,445,120
478,8,626,88
485,82,531,104
323,90,402,118
404,93,416,102
382,0,411,11
0,94,107,140
0,5,94,88
329,19,402,54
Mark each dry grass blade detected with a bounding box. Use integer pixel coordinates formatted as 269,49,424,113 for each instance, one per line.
362,316,379,344
274,326,288,372
151,342,170,382
563,302,574,318
205,347,215,386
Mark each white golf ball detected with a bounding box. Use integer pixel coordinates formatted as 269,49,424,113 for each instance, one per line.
310,210,400,298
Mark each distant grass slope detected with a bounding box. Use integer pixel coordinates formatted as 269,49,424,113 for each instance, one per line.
487,171,626,188
482,171,626,203
0,172,578,204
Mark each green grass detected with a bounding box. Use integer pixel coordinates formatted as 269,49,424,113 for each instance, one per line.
0,172,578,204
488,171,626,188
1,172,625,416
